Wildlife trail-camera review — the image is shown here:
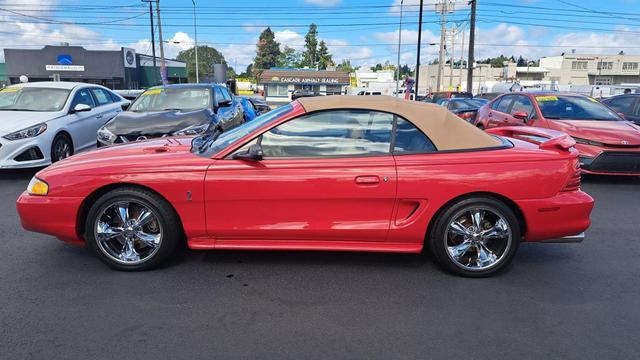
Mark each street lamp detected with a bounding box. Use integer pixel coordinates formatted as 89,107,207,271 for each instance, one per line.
395,0,404,97
192,0,199,83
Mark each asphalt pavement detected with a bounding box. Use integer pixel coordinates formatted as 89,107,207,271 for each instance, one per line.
1,168,639,359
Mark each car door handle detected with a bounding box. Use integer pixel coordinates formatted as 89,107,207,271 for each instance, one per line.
96,114,104,120
355,175,380,185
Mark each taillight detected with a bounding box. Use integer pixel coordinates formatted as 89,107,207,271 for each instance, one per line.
561,162,581,192
458,112,475,119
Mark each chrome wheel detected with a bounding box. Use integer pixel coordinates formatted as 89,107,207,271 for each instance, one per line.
94,201,163,265
445,207,512,271
53,137,72,161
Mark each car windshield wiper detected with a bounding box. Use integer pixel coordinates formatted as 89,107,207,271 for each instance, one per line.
193,127,223,154
162,108,183,111
0,108,38,111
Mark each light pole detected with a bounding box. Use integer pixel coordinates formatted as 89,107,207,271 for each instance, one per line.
191,0,199,83
395,0,404,97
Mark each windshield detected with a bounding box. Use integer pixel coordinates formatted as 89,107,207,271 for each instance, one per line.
535,95,621,121
193,104,293,157
450,99,488,110
129,87,211,112
0,87,70,112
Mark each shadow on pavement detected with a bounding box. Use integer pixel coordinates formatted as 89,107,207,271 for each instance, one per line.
581,174,640,185
0,168,43,181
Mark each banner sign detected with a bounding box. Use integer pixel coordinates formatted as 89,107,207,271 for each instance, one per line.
45,65,85,72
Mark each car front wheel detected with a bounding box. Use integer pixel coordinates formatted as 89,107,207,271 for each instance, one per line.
428,197,520,277
85,187,182,271
51,133,73,163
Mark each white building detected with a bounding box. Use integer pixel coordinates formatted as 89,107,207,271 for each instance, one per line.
540,54,640,86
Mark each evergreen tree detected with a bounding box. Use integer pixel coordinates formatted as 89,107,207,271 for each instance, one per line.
277,46,303,68
302,23,319,68
176,46,226,83
317,41,333,70
253,27,281,78
337,59,356,73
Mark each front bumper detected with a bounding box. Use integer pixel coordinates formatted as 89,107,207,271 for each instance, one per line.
0,136,51,169
516,190,594,242
577,143,640,176
16,192,85,244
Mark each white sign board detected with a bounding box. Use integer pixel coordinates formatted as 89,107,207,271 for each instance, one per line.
45,65,85,72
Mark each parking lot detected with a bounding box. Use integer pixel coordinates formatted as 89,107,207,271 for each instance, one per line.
0,169,638,359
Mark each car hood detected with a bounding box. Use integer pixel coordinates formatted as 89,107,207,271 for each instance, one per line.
548,120,640,146
103,109,214,136
37,137,205,178
0,111,62,135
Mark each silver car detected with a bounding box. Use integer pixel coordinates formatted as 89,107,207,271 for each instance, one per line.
0,81,129,168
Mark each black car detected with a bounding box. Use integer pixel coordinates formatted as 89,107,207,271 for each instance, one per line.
97,84,245,147
601,94,640,125
436,97,489,122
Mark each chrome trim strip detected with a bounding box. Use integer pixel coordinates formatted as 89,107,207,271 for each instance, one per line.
541,232,585,243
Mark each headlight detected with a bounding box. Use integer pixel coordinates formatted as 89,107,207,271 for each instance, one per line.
173,123,210,136
3,123,47,141
572,137,604,146
97,126,116,144
27,177,49,196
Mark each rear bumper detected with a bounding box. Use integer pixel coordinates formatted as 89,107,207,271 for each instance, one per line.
16,192,85,245
516,191,594,242
540,232,585,243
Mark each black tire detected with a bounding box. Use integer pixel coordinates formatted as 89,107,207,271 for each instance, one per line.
427,197,520,277
51,133,73,163
85,187,182,271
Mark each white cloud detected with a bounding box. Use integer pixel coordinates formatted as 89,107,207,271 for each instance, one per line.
274,29,305,50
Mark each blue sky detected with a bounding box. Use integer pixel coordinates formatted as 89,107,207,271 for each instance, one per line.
1,0,639,71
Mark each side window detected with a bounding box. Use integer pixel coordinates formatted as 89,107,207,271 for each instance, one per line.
510,95,536,118
493,96,513,113
393,117,437,154
214,87,225,103
259,110,393,158
221,87,232,101
90,88,113,106
70,88,95,109
109,91,123,102
606,97,635,114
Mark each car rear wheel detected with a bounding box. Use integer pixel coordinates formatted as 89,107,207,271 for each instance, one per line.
51,133,73,163
428,197,520,277
85,187,181,271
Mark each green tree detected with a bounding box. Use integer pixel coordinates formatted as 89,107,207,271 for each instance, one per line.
301,23,319,68
336,59,356,73
277,46,303,68
253,27,281,78
239,64,253,78
176,45,226,83
317,41,333,70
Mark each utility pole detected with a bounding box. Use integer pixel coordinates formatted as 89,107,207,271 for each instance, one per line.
395,0,404,97
156,0,167,85
459,23,465,91
436,0,453,92
142,0,158,85
191,0,199,83
449,27,455,91
414,0,424,100
466,0,477,93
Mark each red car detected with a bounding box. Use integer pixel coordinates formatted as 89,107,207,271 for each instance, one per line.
475,92,640,175
16,96,594,277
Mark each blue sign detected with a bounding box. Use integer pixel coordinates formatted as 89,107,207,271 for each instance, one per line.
57,55,73,65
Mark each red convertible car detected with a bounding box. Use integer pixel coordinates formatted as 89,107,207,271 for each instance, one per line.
17,96,594,277
475,92,640,175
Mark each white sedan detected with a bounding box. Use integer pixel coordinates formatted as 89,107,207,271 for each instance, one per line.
0,81,129,169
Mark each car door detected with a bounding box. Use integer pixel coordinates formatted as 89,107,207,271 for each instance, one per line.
66,87,100,151
486,95,515,128
506,95,537,126
90,87,122,125
213,86,234,129
606,96,640,124
203,109,397,243
220,87,243,126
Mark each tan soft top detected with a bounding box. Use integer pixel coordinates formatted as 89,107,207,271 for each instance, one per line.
297,95,501,151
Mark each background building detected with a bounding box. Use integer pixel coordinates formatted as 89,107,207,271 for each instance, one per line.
2,45,186,89
540,54,640,86
260,68,350,103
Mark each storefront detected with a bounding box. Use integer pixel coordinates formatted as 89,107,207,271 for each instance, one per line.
2,45,187,90
260,68,350,103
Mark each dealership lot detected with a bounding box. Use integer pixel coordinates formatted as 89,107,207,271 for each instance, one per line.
1,169,639,359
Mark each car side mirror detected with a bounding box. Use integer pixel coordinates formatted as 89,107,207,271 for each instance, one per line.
217,99,232,108
513,111,529,122
71,103,91,114
232,144,263,162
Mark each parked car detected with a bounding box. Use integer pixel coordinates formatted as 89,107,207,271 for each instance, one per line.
475,92,640,175
357,90,382,96
245,97,271,115
0,81,127,168
115,89,144,101
600,94,640,125
425,91,473,103
291,89,318,100
436,98,489,122
17,96,593,277
97,84,244,147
